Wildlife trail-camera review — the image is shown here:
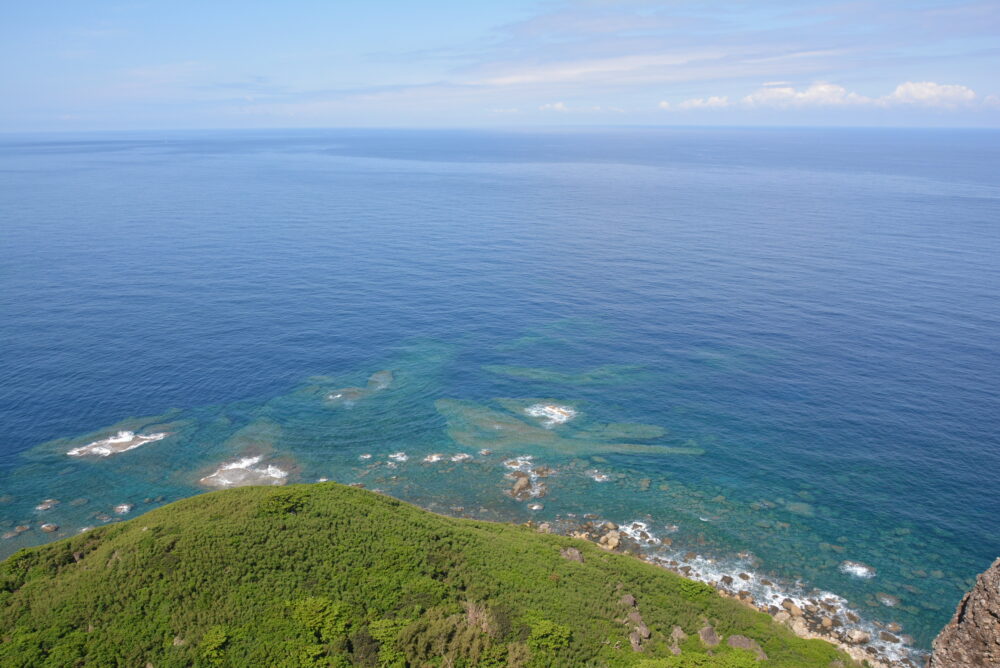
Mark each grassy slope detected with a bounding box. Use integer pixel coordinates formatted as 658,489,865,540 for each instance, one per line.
0,483,853,667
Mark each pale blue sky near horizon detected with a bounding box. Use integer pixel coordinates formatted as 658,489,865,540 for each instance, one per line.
1,0,998,131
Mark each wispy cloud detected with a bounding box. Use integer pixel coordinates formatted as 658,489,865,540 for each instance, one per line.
661,80,983,111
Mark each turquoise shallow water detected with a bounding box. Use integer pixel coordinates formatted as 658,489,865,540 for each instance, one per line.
1,129,998,659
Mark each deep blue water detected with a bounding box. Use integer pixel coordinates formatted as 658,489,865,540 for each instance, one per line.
1,128,998,656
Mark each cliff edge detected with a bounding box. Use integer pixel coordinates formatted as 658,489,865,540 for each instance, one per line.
929,557,1000,668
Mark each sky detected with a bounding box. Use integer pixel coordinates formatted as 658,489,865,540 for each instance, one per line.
1,0,998,131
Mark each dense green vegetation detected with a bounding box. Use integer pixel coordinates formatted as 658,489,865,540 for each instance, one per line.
0,483,854,667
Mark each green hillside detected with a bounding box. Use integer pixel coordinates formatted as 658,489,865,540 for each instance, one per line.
0,483,853,667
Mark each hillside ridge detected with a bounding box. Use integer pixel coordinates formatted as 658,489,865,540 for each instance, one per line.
1,483,856,667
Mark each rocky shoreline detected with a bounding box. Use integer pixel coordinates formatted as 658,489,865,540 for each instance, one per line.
527,515,920,668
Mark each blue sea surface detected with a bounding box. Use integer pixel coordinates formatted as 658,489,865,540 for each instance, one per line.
1,128,998,656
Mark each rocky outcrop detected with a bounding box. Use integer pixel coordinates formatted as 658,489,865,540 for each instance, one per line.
560,547,584,563
929,557,1000,668
727,634,767,661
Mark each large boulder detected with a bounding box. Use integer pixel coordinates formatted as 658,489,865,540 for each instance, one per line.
929,557,1000,668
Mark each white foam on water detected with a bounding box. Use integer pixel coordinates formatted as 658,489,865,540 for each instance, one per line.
503,455,533,471
200,456,289,488
359,454,372,460
478,449,492,456
524,403,577,427
67,430,168,457
423,454,445,463
641,546,918,666
619,520,662,545
388,452,408,462
586,469,610,482
450,453,471,462
503,456,547,498
839,560,877,579
35,499,59,511
114,504,132,515
528,503,543,511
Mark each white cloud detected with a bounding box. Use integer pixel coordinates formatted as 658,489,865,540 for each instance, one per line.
882,81,976,108
677,95,730,110
539,101,569,112
658,81,989,113
742,83,870,108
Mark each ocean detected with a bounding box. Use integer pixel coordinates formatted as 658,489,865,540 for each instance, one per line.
1,128,998,659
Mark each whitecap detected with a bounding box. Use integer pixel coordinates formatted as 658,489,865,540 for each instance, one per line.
114,503,133,515
503,455,534,471
619,520,661,545
585,469,610,482
68,430,168,457
524,403,577,427
200,456,289,488
388,452,408,462
359,454,372,460
450,453,471,462
423,453,445,463
839,560,877,579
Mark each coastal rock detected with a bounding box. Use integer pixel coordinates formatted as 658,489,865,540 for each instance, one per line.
781,599,804,617
599,530,621,551
845,629,871,644
510,474,531,499
629,630,643,652
40,523,59,533
671,626,687,643
699,625,720,647
727,635,768,661
620,593,636,607
929,556,1000,668
3,524,32,539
